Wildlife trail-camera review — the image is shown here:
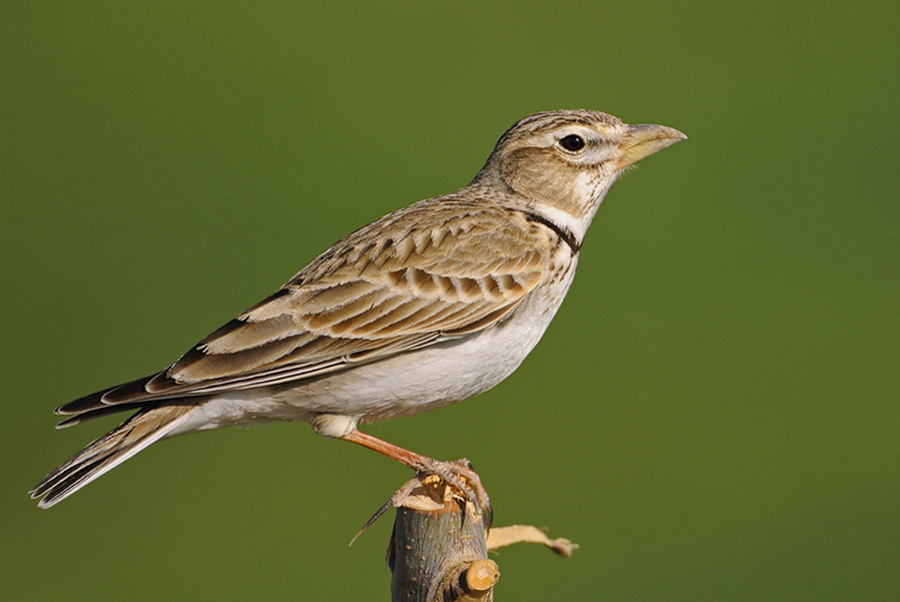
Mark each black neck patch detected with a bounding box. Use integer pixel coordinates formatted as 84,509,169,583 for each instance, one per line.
515,209,581,255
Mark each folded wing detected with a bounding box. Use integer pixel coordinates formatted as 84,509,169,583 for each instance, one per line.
56,200,553,424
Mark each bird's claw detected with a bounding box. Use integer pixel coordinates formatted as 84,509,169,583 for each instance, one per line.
413,458,492,530
351,458,492,545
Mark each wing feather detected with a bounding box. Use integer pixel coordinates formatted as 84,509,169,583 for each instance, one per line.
56,200,558,417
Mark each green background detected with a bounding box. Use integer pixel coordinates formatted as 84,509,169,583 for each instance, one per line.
2,2,897,600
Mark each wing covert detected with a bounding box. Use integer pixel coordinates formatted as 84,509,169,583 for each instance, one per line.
59,200,557,415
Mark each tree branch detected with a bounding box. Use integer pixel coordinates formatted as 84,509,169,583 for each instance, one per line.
383,474,575,601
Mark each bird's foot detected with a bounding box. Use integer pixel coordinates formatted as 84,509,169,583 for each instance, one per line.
410,457,492,528
351,458,492,546
340,428,492,529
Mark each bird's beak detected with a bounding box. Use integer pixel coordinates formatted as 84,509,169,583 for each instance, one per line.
617,124,687,171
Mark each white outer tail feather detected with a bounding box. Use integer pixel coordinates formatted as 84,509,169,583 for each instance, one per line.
31,405,197,508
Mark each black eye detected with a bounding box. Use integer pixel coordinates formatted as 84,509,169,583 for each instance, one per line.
559,134,585,151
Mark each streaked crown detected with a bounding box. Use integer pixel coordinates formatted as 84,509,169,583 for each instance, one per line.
470,109,685,243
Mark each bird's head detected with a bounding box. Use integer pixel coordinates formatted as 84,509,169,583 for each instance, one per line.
472,109,686,242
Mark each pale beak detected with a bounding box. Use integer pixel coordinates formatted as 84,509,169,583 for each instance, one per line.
617,124,687,171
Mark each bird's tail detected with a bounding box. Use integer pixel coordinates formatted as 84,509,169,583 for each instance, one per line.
30,404,197,508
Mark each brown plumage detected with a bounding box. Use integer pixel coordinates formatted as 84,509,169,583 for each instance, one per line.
32,109,685,508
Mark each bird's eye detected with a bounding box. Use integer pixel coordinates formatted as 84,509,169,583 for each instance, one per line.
559,134,585,152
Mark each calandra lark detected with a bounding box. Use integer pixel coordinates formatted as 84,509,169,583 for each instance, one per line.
31,109,685,508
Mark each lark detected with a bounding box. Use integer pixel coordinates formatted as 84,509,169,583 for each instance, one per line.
31,109,685,509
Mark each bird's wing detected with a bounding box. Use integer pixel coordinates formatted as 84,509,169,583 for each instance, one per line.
57,200,557,419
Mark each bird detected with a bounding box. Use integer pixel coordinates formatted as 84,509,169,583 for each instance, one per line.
31,109,685,509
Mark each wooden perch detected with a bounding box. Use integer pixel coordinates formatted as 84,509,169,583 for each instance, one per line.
381,474,576,601
387,475,493,602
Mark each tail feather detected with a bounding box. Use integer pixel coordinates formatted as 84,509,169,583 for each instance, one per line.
30,404,197,508
55,402,148,429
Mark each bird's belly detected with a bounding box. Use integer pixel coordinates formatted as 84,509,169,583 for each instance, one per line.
183,258,577,433
294,303,555,423
188,283,571,432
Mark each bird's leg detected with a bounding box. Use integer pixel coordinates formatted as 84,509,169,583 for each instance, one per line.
341,429,492,526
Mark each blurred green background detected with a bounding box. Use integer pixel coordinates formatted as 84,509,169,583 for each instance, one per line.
2,1,897,600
